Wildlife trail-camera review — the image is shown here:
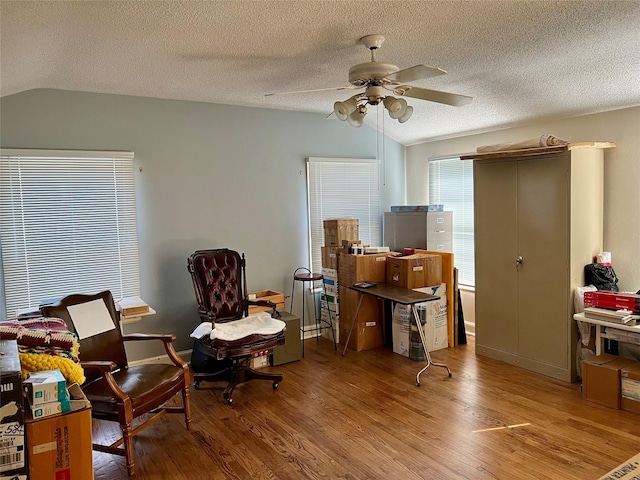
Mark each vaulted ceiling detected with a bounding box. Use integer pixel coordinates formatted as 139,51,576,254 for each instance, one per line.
2,1,639,145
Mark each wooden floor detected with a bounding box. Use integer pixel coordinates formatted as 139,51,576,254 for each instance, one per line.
93,336,640,479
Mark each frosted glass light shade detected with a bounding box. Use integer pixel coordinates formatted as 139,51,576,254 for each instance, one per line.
383,96,407,119
347,106,366,127
398,105,414,123
334,97,358,121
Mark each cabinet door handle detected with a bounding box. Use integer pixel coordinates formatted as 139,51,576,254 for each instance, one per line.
516,256,523,271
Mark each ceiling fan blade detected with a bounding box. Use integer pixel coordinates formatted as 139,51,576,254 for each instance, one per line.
384,65,446,83
397,85,473,107
265,85,358,97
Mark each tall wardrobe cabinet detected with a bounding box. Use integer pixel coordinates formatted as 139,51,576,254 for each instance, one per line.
461,143,614,382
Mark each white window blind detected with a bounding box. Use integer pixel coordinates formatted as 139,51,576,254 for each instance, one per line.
307,157,381,273
0,149,140,317
429,156,475,286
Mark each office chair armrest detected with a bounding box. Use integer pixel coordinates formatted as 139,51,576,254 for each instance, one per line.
122,334,188,369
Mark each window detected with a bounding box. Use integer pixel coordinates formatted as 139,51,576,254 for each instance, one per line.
0,149,140,317
428,155,475,286
307,157,380,273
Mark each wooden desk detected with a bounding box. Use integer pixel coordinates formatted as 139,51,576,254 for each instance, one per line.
574,312,640,355
343,283,452,385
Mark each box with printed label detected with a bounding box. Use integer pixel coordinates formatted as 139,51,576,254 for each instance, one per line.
26,388,93,480
0,340,27,479
29,395,71,419
392,284,448,358
621,361,640,414
321,247,343,270
386,254,442,289
24,369,67,406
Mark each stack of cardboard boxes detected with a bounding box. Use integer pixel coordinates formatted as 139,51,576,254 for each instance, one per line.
582,354,640,413
0,343,94,480
319,218,449,356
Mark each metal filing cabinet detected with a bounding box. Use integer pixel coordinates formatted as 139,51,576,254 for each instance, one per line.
383,211,453,253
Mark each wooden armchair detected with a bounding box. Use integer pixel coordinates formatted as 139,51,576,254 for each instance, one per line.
41,290,192,477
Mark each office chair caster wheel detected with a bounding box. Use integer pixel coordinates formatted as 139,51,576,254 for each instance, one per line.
194,381,201,390
273,382,279,390
225,397,233,405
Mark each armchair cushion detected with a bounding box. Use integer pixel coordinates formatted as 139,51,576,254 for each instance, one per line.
83,364,188,415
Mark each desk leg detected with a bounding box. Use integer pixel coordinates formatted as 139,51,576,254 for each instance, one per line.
412,305,451,385
595,325,602,356
342,293,364,356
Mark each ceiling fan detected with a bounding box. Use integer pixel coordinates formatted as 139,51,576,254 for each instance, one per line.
266,34,472,127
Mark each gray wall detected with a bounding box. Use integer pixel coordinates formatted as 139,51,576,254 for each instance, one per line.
0,89,406,360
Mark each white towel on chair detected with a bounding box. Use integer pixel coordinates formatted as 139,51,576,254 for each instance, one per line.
190,312,285,341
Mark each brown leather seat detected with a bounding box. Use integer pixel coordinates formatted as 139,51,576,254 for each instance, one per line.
187,248,285,405
42,290,192,477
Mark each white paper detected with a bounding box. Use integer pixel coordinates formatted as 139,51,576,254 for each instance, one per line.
67,299,116,340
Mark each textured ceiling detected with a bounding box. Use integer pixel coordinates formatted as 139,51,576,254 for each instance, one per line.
1,1,639,145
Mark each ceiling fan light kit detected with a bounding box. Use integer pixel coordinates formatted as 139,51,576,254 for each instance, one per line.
267,34,472,128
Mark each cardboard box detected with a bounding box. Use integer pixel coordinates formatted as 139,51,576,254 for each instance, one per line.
338,253,392,286
323,218,358,247
0,340,27,479
321,267,338,281
247,290,286,314
30,397,71,419
415,284,449,352
26,389,93,480
392,284,448,358
386,254,442,289
339,317,383,352
582,354,636,409
250,350,271,369
621,362,640,414
321,246,342,270
24,369,67,406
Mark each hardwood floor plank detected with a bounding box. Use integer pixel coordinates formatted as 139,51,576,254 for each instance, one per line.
92,337,640,479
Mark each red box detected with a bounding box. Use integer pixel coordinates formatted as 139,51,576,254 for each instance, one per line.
583,291,640,312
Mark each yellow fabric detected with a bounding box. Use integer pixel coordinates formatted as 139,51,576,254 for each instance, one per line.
19,352,86,385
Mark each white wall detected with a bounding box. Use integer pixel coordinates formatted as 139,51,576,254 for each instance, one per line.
0,89,406,360
406,106,640,292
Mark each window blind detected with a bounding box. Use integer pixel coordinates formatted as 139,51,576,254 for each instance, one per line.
307,157,381,273
0,149,140,317
429,156,475,286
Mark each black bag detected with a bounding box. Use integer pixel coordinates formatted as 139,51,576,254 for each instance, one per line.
584,263,619,291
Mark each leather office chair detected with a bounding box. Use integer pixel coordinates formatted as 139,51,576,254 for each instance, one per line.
187,248,286,405
41,290,192,477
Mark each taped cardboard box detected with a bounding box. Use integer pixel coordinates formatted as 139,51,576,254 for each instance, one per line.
338,253,392,286
386,254,442,289
323,218,358,247
339,318,383,352
26,384,93,480
582,354,636,409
